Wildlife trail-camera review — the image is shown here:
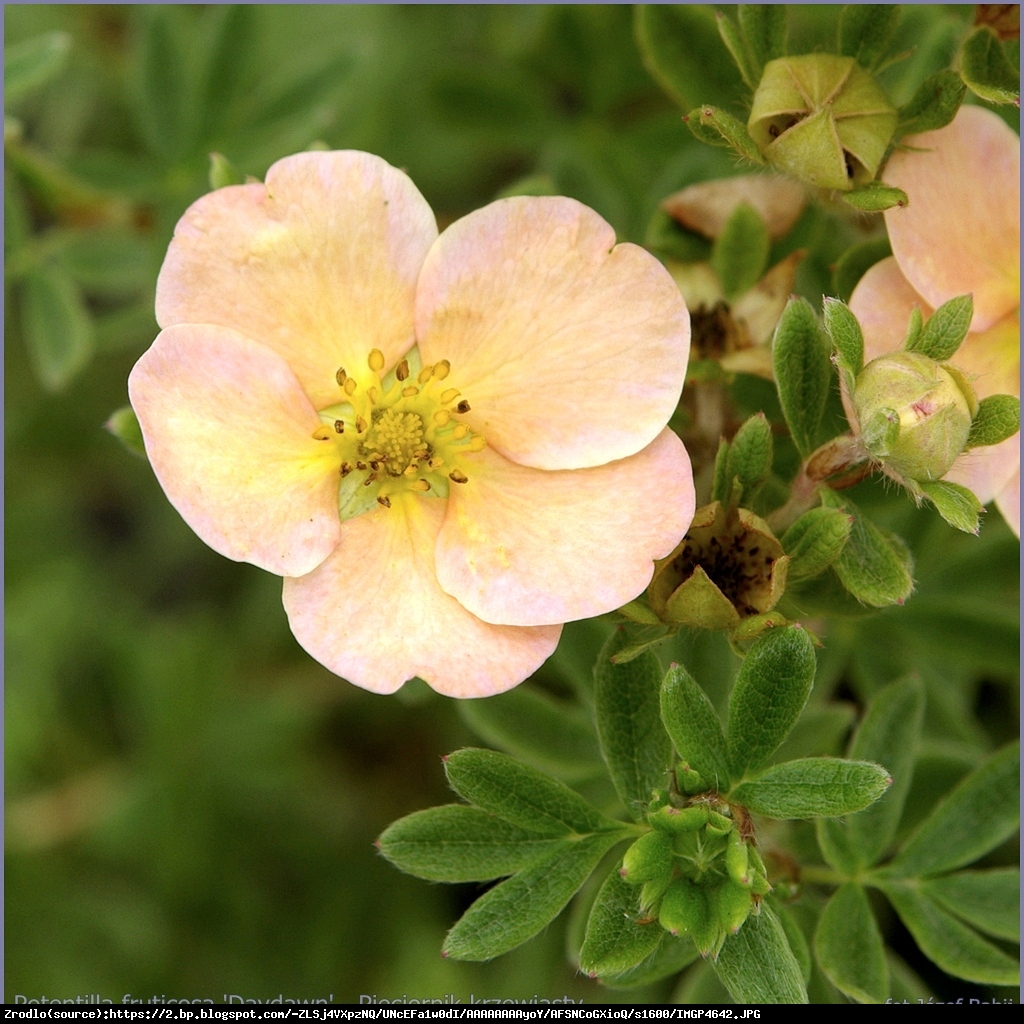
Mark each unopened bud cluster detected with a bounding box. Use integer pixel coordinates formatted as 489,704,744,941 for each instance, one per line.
619,776,771,959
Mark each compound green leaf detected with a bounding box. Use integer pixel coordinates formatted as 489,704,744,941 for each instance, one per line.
442,833,621,961
815,883,889,1003
921,869,1020,943
661,662,731,791
966,394,1021,449
772,297,832,457
918,480,983,536
21,263,94,392
594,631,673,821
579,865,665,976
713,903,808,1003
443,748,620,838
908,294,973,361
377,805,569,883
897,69,966,136
960,25,1020,105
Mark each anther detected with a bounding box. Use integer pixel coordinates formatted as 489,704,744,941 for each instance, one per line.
363,473,378,486
355,461,367,470
449,469,468,484
440,387,460,405
355,416,368,433
376,495,391,508
344,378,357,396
311,426,333,441
428,457,444,470
433,360,451,380
456,400,471,414
452,424,469,440
368,349,385,373
395,359,410,382
402,386,419,398
417,365,434,384
434,410,451,427
333,419,345,434
339,462,352,477
335,367,348,386
411,479,431,492
367,386,378,405
403,465,418,476
467,436,487,452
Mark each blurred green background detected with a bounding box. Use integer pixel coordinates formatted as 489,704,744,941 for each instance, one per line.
4,4,1017,1004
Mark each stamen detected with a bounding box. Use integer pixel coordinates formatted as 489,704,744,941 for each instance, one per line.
410,479,431,492
368,349,385,372
367,386,378,405
339,462,353,477
402,386,419,398
363,473,378,486
403,465,418,476
449,469,468,484
355,461,367,470
311,426,333,441
467,436,487,452
344,378,357,396
336,367,348,386
456,400,471,414
440,388,460,405
333,420,345,434
376,495,391,508
395,359,410,381
417,365,434,384
434,410,451,427
355,416,368,434
452,424,469,440
433,360,451,380
428,457,444,470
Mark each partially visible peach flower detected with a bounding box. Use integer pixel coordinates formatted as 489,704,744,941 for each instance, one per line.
850,106,1020,534
129,152,695,697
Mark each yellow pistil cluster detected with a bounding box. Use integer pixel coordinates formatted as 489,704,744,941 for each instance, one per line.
312,348,486,517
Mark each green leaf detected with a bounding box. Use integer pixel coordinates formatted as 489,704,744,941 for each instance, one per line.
208,152,245,191
602,934,699,989
442,833,621,961
716,13,758,90
496,173,557,199
20,264,94,392
713,904,808,1003
966,394,1021,449
634,5,743,111
198,4,257,137
960,25,1020,106
104,406,147,459
711,438,732,504
843,182,908,213
135,7,192,160
822,296,864,378
831,236,892,303
774,902,812,984
782,507,853,581
820,491,915,608
579,866,664,976
712,203,770,301
815,883,889,1003
922,869,1020,942
661,663,731,791
457,686,605,784
247,53,353,130
737,5,787,76
771,297,831,457
442,749,619,838
908,294,973,361
608,624,672,665
725,413,773,496
377,805,568,883
879,883,1020,986
685,105,765,166
837,5,900,70
4,32,71,106
58,228,153,296
820,677,925,871
902,306,924,351
730,758,891,819
594,631,673,822
727,625,816,781
886,741,1019,878
918,480,984,536
897,69,967,137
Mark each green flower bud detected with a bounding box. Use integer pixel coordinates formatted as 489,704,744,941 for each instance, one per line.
748,54,897,191
640,873,674,915
676,764,707,795
852,351,977,483
714,878,755,936
649,804,710,834
725,829,751,887
659,877,709,941
621,829,674,886
706,810,735,836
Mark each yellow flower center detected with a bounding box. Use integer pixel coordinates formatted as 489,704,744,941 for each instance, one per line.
313,347,486,519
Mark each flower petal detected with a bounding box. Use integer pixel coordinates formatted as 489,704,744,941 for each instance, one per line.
282,496,561,697
434,429,695,627
884,106,1020,333
128,324,342,576
416,196,690,470
156,151,438,407
848,256,931,362
661,174,807,240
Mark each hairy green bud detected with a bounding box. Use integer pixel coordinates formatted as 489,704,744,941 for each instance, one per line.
621,829,674,886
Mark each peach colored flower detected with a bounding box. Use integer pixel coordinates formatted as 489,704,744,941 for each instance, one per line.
128,151,695,697
850,106,1020,534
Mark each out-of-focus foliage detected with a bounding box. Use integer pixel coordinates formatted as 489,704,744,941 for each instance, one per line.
4,3,1019,1006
